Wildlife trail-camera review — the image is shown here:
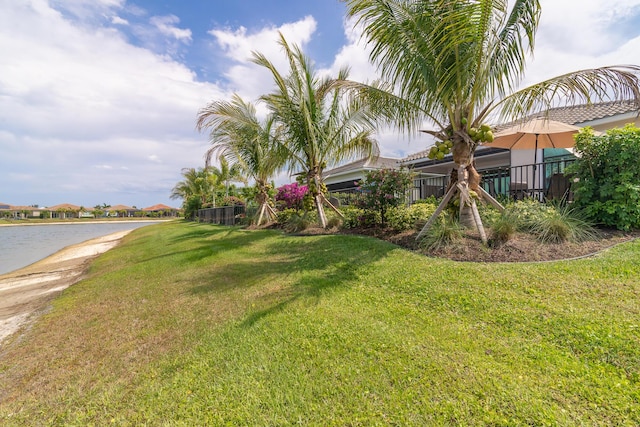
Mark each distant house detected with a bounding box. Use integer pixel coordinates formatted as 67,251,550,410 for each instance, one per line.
0,203,20,219
106,204,139,218
143,204,179,217
46,203,82,219
323,156,400,193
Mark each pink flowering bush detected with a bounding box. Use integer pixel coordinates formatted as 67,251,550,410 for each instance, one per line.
276,183,308,211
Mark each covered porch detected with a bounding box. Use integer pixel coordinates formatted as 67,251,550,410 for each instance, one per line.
410,155,575,204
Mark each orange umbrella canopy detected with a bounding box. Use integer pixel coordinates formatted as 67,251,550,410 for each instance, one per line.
486,117,582,150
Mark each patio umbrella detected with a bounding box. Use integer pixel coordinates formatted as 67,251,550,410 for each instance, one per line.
487,117,582,152
483,117,583,196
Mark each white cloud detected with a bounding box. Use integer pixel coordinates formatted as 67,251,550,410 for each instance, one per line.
111,15,128,25
320,16,377,83
521,0,640,86
150,15,192,43
50,0,126,21
208,16,318,100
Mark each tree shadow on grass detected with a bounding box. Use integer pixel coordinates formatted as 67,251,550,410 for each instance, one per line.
186,231,397,327
133,223,281,267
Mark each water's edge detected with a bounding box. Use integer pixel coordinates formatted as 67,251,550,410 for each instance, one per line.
0,221,162,275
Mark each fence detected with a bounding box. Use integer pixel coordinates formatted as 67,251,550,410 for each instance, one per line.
332,158,576,205
197,206,246,225
479,158,575,201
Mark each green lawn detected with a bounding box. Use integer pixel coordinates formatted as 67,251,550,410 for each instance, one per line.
1,221,639,425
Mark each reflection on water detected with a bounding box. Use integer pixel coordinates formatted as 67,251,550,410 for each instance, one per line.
0,222,155,275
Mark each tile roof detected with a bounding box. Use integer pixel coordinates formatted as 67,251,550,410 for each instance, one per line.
108,204,135,211
323,156,400,178
525,100,639,125
143,204,176,211
47,203,81,210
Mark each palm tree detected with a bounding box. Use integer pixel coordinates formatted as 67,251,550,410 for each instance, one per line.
197,94,287,225
253,34,379,228
205,154,247,201
345,0,640,242
170,167,218,218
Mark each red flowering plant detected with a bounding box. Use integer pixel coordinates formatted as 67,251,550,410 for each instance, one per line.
275,183,309,211
357,168,413,227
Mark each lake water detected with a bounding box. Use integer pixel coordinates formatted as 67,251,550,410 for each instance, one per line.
0,222,157,275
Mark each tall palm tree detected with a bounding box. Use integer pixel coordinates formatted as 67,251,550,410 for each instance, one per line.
197,94,287,225
345,0,640,242
253,34,379,228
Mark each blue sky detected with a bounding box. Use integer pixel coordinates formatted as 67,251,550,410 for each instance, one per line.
1,0,640,209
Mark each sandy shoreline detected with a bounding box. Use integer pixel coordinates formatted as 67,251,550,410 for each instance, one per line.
0,230,133,345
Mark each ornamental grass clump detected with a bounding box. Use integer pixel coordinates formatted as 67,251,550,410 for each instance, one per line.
282,211,315,233
420,217,464,251
530,204,598,243
489,211,518,245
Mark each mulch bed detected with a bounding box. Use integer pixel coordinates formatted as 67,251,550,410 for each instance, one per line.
296,226,640,263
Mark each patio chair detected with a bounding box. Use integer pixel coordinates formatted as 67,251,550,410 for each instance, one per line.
509,181,529,200
546,173,572,202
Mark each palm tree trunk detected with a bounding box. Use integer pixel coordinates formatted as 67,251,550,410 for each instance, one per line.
308,173,328,228
456,162,488,245
417,141,489,245
457,165,476,229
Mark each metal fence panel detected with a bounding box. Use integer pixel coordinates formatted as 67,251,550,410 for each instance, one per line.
197,206,245,225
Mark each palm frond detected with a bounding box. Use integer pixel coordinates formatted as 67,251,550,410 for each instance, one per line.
496,65,640,121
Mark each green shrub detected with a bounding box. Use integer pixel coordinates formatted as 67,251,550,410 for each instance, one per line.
385,202,439,232
568,125,640,230
338,206,381,229
339,206,365,229
479,204,503,228
505,199,556,232
184,195,202,220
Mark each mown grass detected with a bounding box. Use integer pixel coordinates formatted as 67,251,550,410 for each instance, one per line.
1,221,639,425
